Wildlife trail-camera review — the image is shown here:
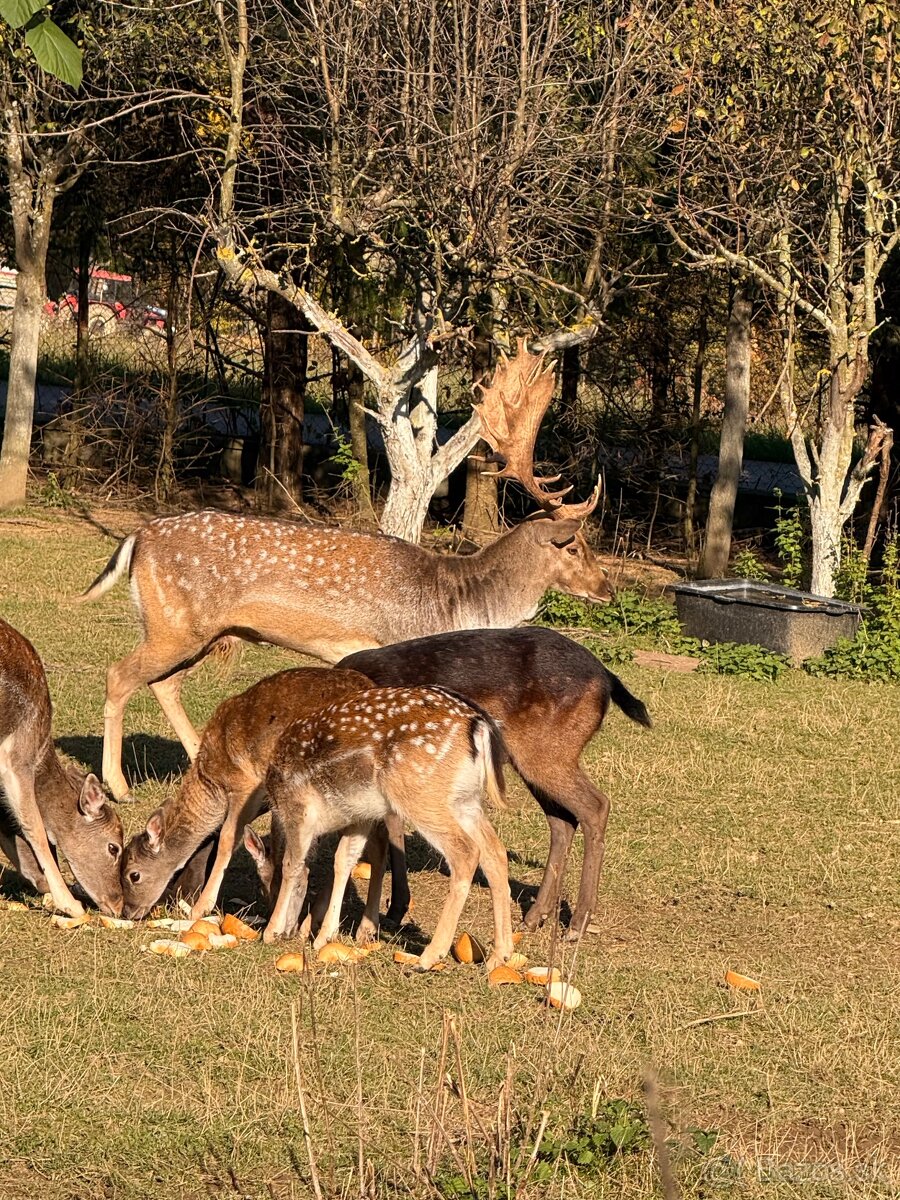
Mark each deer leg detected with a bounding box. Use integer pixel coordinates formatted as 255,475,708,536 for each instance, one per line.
103,643,203,801
522,800,577,932
0,821,49,893
382,812,409,929
313,824,371,949
564,777,610,940
418,828,479,971
263,814,317,943
356,822,388,944
473,814,514,970
149,667,202,761
190,786,265,919
0,766,83,917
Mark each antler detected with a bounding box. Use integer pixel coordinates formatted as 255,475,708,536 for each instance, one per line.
473,338,600,521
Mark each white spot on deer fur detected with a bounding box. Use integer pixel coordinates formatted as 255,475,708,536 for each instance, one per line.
425,743,436,754
175,553,182,563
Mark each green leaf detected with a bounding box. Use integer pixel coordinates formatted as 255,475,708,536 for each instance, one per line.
0,0,45,29
24,16,83,87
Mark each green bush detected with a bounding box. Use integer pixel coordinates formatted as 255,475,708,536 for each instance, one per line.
698,640,791,682
731,547,769,582
537,588,699,654
805,536,900,681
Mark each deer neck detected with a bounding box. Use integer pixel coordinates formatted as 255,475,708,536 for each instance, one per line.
32,747,72,845
156,766,224,870
435,527,550,629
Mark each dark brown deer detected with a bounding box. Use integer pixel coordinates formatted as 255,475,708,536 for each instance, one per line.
263,686,513,971
120,667,372,918
339,628,651,940
0,618,124,916
79,345,612,801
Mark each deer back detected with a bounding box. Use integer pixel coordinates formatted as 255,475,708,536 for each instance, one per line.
267,686,504,836
85,509,612,661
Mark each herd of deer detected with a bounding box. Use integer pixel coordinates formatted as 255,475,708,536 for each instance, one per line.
0,348,651,971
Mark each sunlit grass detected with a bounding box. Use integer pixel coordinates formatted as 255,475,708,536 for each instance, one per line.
0,506,897,1200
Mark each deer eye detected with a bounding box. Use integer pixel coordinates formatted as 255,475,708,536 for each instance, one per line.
108,842,121,858
128,870,141,884
566,544,579,555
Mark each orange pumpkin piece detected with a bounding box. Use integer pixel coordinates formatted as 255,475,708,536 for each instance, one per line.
317,941,365,964
351,861,372,881
452,932,485,964
546,981,582,1011
724,969,761,991
180,931,211,951
275,952,309,973
147,939,192,958
488,965,523,986
51,914,90,930
221,913,259,941
190,919,220,938
524,965,561,986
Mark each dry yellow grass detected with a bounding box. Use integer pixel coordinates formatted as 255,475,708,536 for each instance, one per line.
0,506,898,1199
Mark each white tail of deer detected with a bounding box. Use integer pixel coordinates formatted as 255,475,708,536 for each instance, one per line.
263,685,513,971
0,618,124,916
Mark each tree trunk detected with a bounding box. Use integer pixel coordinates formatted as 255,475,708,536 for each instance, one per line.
698,283,752,578
260,291,306,509
347,361,376,521
684,304,708,555
156,268,179,503
73,224,92,395
462,302,499,540
0,267,44,508
808,496,843,596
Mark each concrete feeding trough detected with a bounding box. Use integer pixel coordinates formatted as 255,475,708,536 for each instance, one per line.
671,579,864,664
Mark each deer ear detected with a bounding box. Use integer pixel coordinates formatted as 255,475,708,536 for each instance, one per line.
530,517,581,546
78,774,107,820
145,810,165,852
243,825,268,866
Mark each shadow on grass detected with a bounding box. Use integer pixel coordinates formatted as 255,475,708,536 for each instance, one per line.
57,733,188,786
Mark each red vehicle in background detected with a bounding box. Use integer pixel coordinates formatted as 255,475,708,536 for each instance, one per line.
45,268,167,334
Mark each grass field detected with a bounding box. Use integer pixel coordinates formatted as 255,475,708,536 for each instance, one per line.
0,505,898,1200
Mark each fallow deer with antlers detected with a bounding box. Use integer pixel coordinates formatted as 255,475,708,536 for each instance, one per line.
80,343,610,801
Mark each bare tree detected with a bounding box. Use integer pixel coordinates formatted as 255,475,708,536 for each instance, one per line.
208,0,651,539
657,0,899,594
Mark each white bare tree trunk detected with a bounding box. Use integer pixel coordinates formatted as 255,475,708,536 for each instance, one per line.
0,266,44,508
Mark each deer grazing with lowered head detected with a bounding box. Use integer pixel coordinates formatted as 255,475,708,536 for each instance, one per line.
0,617,124,916
120,666,372,918
79,343,612,801
262,685,513,971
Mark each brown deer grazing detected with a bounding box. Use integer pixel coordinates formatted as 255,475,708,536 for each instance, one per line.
120,667,371,919
263,686,514,971
79,345,612,801
0,618,124,916
339,628,651,940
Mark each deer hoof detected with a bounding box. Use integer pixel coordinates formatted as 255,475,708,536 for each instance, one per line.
355,917,379,944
